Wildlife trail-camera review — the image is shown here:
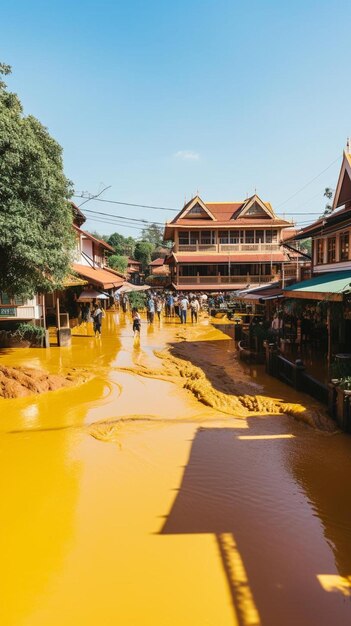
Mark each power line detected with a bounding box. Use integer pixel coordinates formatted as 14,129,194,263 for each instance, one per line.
77,185,111,208
277,156,340,209
85,216,146,231
83,208,164,226
74,194,179,212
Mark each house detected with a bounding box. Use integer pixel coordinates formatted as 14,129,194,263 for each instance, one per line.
70,205,125,292
127,258,142,285
147,257,170,287
284,148,351,299
164,194,296,291
278,147,351,383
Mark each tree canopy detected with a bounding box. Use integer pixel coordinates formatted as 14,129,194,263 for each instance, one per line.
134,241,154,271
141,223,165,248
108,254,128,273
107,232,136,257
0,64,75,298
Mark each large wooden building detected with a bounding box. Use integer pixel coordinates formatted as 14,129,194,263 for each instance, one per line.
164,194,295,290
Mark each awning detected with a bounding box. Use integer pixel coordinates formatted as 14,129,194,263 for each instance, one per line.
283,270,351,301
77,290,109,301
72,263,125,289
118,283,151,294
63,274,88,287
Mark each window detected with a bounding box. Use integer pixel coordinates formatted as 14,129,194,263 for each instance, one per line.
0,292,11,305
189,231,198,245
188,204,202,214
179,231,190,245
245,230,255,244
229,230,243,244
200,231,215,244
316,239,324,264
266,230,278,243
339,232,349,261
219,230,229,244
256,230,264,243
327,237,336,263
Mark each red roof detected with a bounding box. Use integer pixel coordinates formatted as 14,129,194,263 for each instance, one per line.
72,263,125,289
73,225,115,252
167,218,289,227
149,257,164,266
170,254,286,263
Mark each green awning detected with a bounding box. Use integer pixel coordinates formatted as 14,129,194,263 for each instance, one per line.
283,270,351,301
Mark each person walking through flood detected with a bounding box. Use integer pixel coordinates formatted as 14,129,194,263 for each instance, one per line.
92,304,104,336
132,307,141,334
156,297,163,322
180,295,189,324
190,296,200,323
146,295,155,324
121,293,128,313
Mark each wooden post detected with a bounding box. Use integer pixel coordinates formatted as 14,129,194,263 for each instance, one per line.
56,296,61,330
327,303,331,378
42,293,46,328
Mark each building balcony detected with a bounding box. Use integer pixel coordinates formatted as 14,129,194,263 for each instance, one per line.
177,243,280,253
175,275,276,286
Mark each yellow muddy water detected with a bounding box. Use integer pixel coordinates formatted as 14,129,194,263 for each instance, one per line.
1,312,351,626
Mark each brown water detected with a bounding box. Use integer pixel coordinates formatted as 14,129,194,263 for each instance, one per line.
1,312,351,625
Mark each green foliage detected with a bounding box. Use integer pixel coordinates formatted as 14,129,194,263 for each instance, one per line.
107,232,136,257
298,238,312,255
108,254,128,273
128,291,147,309
134,241,155,272
0,64,75,299
88,230,109,242
141,223,164,247
331,359,351,381
15,322,45,340
321,187,334,217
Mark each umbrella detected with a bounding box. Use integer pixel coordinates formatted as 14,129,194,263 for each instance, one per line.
77,290,109,301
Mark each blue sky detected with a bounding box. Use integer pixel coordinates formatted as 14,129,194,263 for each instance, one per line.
2,0,351,236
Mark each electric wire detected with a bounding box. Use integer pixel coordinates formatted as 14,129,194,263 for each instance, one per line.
276,155,340,209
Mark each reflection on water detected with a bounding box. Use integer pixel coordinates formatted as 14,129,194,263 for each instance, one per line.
0,313,351,625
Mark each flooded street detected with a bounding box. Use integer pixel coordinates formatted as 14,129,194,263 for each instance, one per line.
1,313,351,626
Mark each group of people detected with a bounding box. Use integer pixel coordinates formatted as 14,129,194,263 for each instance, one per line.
144,292,203,325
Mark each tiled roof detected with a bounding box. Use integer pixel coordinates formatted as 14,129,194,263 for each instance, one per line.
72,263,125,289
149,257,164,266
73,225,115,252
166,218,291,227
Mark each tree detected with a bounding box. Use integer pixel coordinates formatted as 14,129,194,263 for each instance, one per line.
108,254,128,273
141,223,165,247
88,230,109,242
322,187,334,217
107,232,136,257
0,64,75,299
134,241,154,272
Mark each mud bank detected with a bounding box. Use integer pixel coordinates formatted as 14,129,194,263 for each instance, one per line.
116,333,335,431
0,364,90,399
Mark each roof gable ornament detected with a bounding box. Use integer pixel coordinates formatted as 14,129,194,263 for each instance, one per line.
178,195,216,220
332,149,351,210
235,194,276,220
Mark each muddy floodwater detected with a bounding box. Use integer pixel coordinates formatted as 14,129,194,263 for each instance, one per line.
1,312,351,626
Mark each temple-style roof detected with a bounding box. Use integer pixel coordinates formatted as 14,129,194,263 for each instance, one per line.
164,194,292,239
333,151,351,210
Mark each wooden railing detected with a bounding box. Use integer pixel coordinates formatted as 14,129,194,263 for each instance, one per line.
176,275,274,285
177,243,280,253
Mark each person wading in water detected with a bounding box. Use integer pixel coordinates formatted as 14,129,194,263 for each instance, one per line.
92,304,104,337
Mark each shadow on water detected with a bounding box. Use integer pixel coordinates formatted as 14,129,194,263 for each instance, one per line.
160,420,351,626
